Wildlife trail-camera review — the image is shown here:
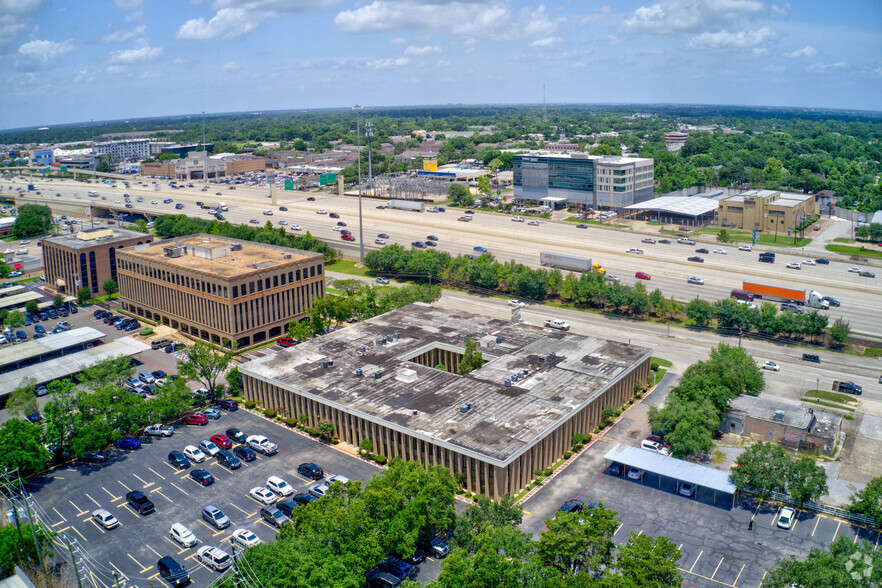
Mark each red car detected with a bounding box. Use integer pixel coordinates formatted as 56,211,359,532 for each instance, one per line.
635,271,651,280
341,234,355,241
210,434,232,449
646,434,670,448
182,413,208,426
277,337,295,348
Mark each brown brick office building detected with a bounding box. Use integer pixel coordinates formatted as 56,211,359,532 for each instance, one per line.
42,227,153,296
117,234,325,348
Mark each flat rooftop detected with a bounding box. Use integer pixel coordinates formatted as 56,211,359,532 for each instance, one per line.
119,234,323,280
241,303,652,465
0,327,103,368
512,152,653,164
42,227,146,249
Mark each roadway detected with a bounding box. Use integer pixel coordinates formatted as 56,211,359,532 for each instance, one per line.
3,176,880,339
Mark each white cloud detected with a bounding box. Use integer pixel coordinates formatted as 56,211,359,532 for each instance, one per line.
389,37,406,45
621,0,764,34
688,26,776,51
764,64,785,73
72,69,92,83
807,61,848,73
783,45,817,58
770,3,791,16
752,47,767,55
0,0,47,53
580,5,612,26
404,44,441,56
334,1,560,42
177,1,334,41
173,57,186,65
222,60,240,72
15,38,74,72
106,64,127,74
366,57,411,69
114,0,145,10
436,59,450,67
124,10,144,23
108,44,162,64
530,36,563,48
103,24,146,43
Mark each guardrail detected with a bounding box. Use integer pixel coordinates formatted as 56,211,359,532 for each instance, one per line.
742,488,878,528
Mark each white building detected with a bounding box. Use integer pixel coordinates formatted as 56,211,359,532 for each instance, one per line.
92,139,150,161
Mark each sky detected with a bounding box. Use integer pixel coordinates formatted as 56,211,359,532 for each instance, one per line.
2,0,881,130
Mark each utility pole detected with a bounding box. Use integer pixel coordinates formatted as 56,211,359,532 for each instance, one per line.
23,493,47,577
64,536,84,588
353,105,364,264
229,538,244,587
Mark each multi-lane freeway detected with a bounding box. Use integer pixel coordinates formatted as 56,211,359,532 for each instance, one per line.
4,176,880,339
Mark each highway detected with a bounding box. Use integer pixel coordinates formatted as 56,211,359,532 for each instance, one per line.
4,175,881,339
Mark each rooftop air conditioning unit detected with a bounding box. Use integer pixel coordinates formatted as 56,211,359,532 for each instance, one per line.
282,253,291,259
230,243,242,251
460,402,472,413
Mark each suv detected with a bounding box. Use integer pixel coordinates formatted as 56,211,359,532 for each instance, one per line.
378,556,415,580
202,505,230,529
216,450,241,470
151,338,172,350
126,491,155,515
157,556,190,586
297,463,324,480
260,506,290,528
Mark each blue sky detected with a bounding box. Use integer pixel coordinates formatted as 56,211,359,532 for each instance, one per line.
2,0,881,130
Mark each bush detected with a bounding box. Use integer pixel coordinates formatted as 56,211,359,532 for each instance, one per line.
594,427,600,434
564,451,574,459
543,467,553,476
139,327,155,336
244,400,256,409
284,418,297,427
573,443,583,451
583,433,592,443
373,455,388,465
263,408,277,418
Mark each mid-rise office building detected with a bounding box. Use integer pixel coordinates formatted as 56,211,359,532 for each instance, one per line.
43,228,153,296
117,235,325,348
718,190,818,232
92,139,151,161
513,152,654,209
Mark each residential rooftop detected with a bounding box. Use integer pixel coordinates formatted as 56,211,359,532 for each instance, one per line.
241,303,652,465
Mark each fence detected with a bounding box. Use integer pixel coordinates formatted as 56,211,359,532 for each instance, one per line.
743,488,878,529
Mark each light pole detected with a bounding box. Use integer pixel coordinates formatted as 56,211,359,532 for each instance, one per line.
353,105,364,263
365,120,375,264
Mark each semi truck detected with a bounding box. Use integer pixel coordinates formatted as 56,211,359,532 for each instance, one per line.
540,252,592,272
387,199,425,212
741,282,829,309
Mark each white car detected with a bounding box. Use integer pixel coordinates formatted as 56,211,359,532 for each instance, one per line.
687,276,704,285
250,486,277,505
848,266,862,273
332,226,343,232
511,216,525,222
92,509,119,530
290,224,302,231
114,199,121,204
183,445,207,463
508,300,526,308
802,259,815,266
278,220,287,225
325,474,350,487
308,482,330,498
762,360,780,371
544,319,570,331
678,482,696,497
170,523,198,547
640,439,670,455
231,529,262,549
606,275,620,282
197,545,232,571
713,249,727,254
316,209,327,215
375,238,386,245
777,507,796,529
785,262,801,270
626,466,642,480
527,220,540,226
266,476,294,497
247,435,278,455
626,248,644,254
151,200,158,204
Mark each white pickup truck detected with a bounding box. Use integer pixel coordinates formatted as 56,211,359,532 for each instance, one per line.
144,424,175,437
544,319,570,331
247,435,278,455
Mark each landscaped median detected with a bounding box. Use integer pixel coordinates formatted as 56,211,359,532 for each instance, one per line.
801,389,857,413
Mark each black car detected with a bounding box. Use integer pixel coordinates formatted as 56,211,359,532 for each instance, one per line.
329,212,340,218
81,451,108,464
168,451,189,469
25,411,42,424
189,469,214,486
378,556,415,580
687,256,704,262
292,493,318,506
215,214,225,221
233,445,256,462
608,462,623,476
577,224,588,228
307,196,315,201
365,570,401,588
377,233,390,239
425,241,436,247
126,491,155,515
157,556,190,586
336,221,347,227
279,206,288,211
802,353,821,363
558,499,586,514
216,450,241,470
276,499,299,517
695,248,709,254
226,428,247,443
821,296,840,307
427,235,439,241
297,463,324,480
815,258,830,264
69,304,78,314
218,399,238,411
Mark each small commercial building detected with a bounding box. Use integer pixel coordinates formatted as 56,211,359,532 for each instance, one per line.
722,395,841,455
623,194,722,227
0,217,15,237
173,152,226,180
241,303,652,498
117,234,325,348
42,228,152,296
718,190,818,232
29,149,54,166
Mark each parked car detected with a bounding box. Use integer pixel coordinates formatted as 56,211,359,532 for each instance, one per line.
267,476,295,497
260,506,290,528
157,556,190,586
202,505,230,529
202,407,222,420
215,450,241,470
231,528,262,549
116,437,141,450
190,469,214,486
225,428,248,443
218,399,238,411
81,451,108,464
250,487,278,505
233,446,256,462
210,434,232,449
679,482,696,497
126,491,155,515
168,451,189,469
92,509,119,529
183,445,207,463
170,523,198,548
198,440,220,457
777,507,796,529
182,413,208,426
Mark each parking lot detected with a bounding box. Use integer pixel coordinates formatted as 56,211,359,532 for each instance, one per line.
520,389,882,588
25,407,398,587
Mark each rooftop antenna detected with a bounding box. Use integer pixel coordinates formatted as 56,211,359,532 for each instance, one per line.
542,84,547,124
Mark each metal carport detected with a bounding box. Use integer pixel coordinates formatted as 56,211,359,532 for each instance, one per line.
604,443,737,507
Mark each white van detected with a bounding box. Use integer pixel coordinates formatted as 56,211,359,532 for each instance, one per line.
88,191,98,197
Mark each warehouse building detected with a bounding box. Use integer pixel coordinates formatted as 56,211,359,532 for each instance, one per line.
117,234,325,348
241,304,653,498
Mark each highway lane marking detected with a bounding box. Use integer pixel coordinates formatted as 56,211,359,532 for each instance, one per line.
147,467,166,480
732,563,745,586
85,493,101,507
133,473,153,488
170,482,189,496
689,551,703,573
146,544,162,558
711,557,724,580
127,553,150,574
68,500,87,516
117,480,132,493
101,487,121,501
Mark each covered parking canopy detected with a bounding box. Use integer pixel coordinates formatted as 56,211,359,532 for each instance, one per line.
623,195,720,227
604,443,737,507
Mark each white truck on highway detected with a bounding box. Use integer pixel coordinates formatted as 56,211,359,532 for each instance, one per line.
539,252,592,273
386,199,425,212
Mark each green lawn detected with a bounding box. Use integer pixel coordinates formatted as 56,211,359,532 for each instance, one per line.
802,389,858,405
825,244,882,259
659,227,811,247
802,398,855,412
651,357,673,367
326,259,373,277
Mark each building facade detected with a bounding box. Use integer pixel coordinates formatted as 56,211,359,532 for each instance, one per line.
241,304,652,498
513,152,654,209
117,234,325,348
722,395,840,455
173,152,226,180
92,139,151,161
29,149,54,166
718,190,818,231
42,228,152,296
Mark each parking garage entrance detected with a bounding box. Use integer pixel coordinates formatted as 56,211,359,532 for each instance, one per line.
604,443,737,509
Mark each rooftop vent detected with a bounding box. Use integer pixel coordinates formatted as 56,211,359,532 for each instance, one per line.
549,352,556,359
355,368,363,376
496,336,502,344
377,337,386,346
282,253,292,259
504,379,511,387
230,243,243,251
358,345,366,353
374,370,383,380
773,410,786,422
460,334,467,342
396,368,418,383
163,245,184,258
394,333,400,340
460,402,472,414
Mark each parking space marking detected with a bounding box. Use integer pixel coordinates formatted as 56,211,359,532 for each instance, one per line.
150,488,173,503
733,563,745,586
127,553,150,574
107,561,129,582
133,473,153,488
832,520,842,542
101,487,121,502
170,482,189,496
117,480,131,493
185,552,199,561
147,467,165,480
51,508,67,525
689,551,703,573
85,493,101,507
613,523,624,536
245,511,257,519
812,516,820,536
711,557,724,580
198,520,218,534
88,568,110,588
227,502,250,515
146,543,162,558
164,537,189,555
87,518,106,534
70,525,87,542
163,461,179,472
212,528,226,537
68,500,87,516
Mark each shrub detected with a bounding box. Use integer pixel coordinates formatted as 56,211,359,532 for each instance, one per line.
543,467,553,476
284,418,297,427
373,455,388,465
264,408,277,418
244,400,256,409
533,469,544,478
573,443,583,451
594,427,600,434
536,476,546,484
564,451,574,459
139,327,154,336
583,433,592,443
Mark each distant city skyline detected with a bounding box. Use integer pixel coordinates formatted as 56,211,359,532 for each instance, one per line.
2,0,880,130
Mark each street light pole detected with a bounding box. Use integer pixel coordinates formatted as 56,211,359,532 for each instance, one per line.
353,105,364,263
366,120,374,200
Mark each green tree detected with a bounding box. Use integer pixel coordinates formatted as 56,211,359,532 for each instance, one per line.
729,442,791,497
177,340,234,396
606,532,682,588
25,300,39,315
0,522,54,577
477,176,492,198
787,456,828,505
42,379,80,459
536,502,619,578
158,152,177,161
846,476,882,525
95,154,111,172
11,203,52,238
287,319,313,344
332,279,364,296
5,381,38,419
763,535,882,588
448,183,474,207
686,297,714,326
226,366,242,395
3,310,24,329
0,416,50,476
79,355,134,388
455,495,523,553
829,317,850,346
52,295,64,308
76,286,92,304
432,524,538,588
102,279,118,296
456,337,484,375
716,229,732,243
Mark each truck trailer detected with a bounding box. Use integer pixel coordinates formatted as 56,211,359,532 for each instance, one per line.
540,252,592,272
741,282,829,309
387,199,425,212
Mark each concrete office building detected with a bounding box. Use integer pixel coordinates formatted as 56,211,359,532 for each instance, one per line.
173,152,226,180
513,152,654,210
117,234,325,348
718,190,818,232
241,304,652,498
92,139,151,161
42,227,152,296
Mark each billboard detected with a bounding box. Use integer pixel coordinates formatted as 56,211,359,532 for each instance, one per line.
423,155,438,172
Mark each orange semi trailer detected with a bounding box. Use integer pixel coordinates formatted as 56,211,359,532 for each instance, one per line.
742,282,806,303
